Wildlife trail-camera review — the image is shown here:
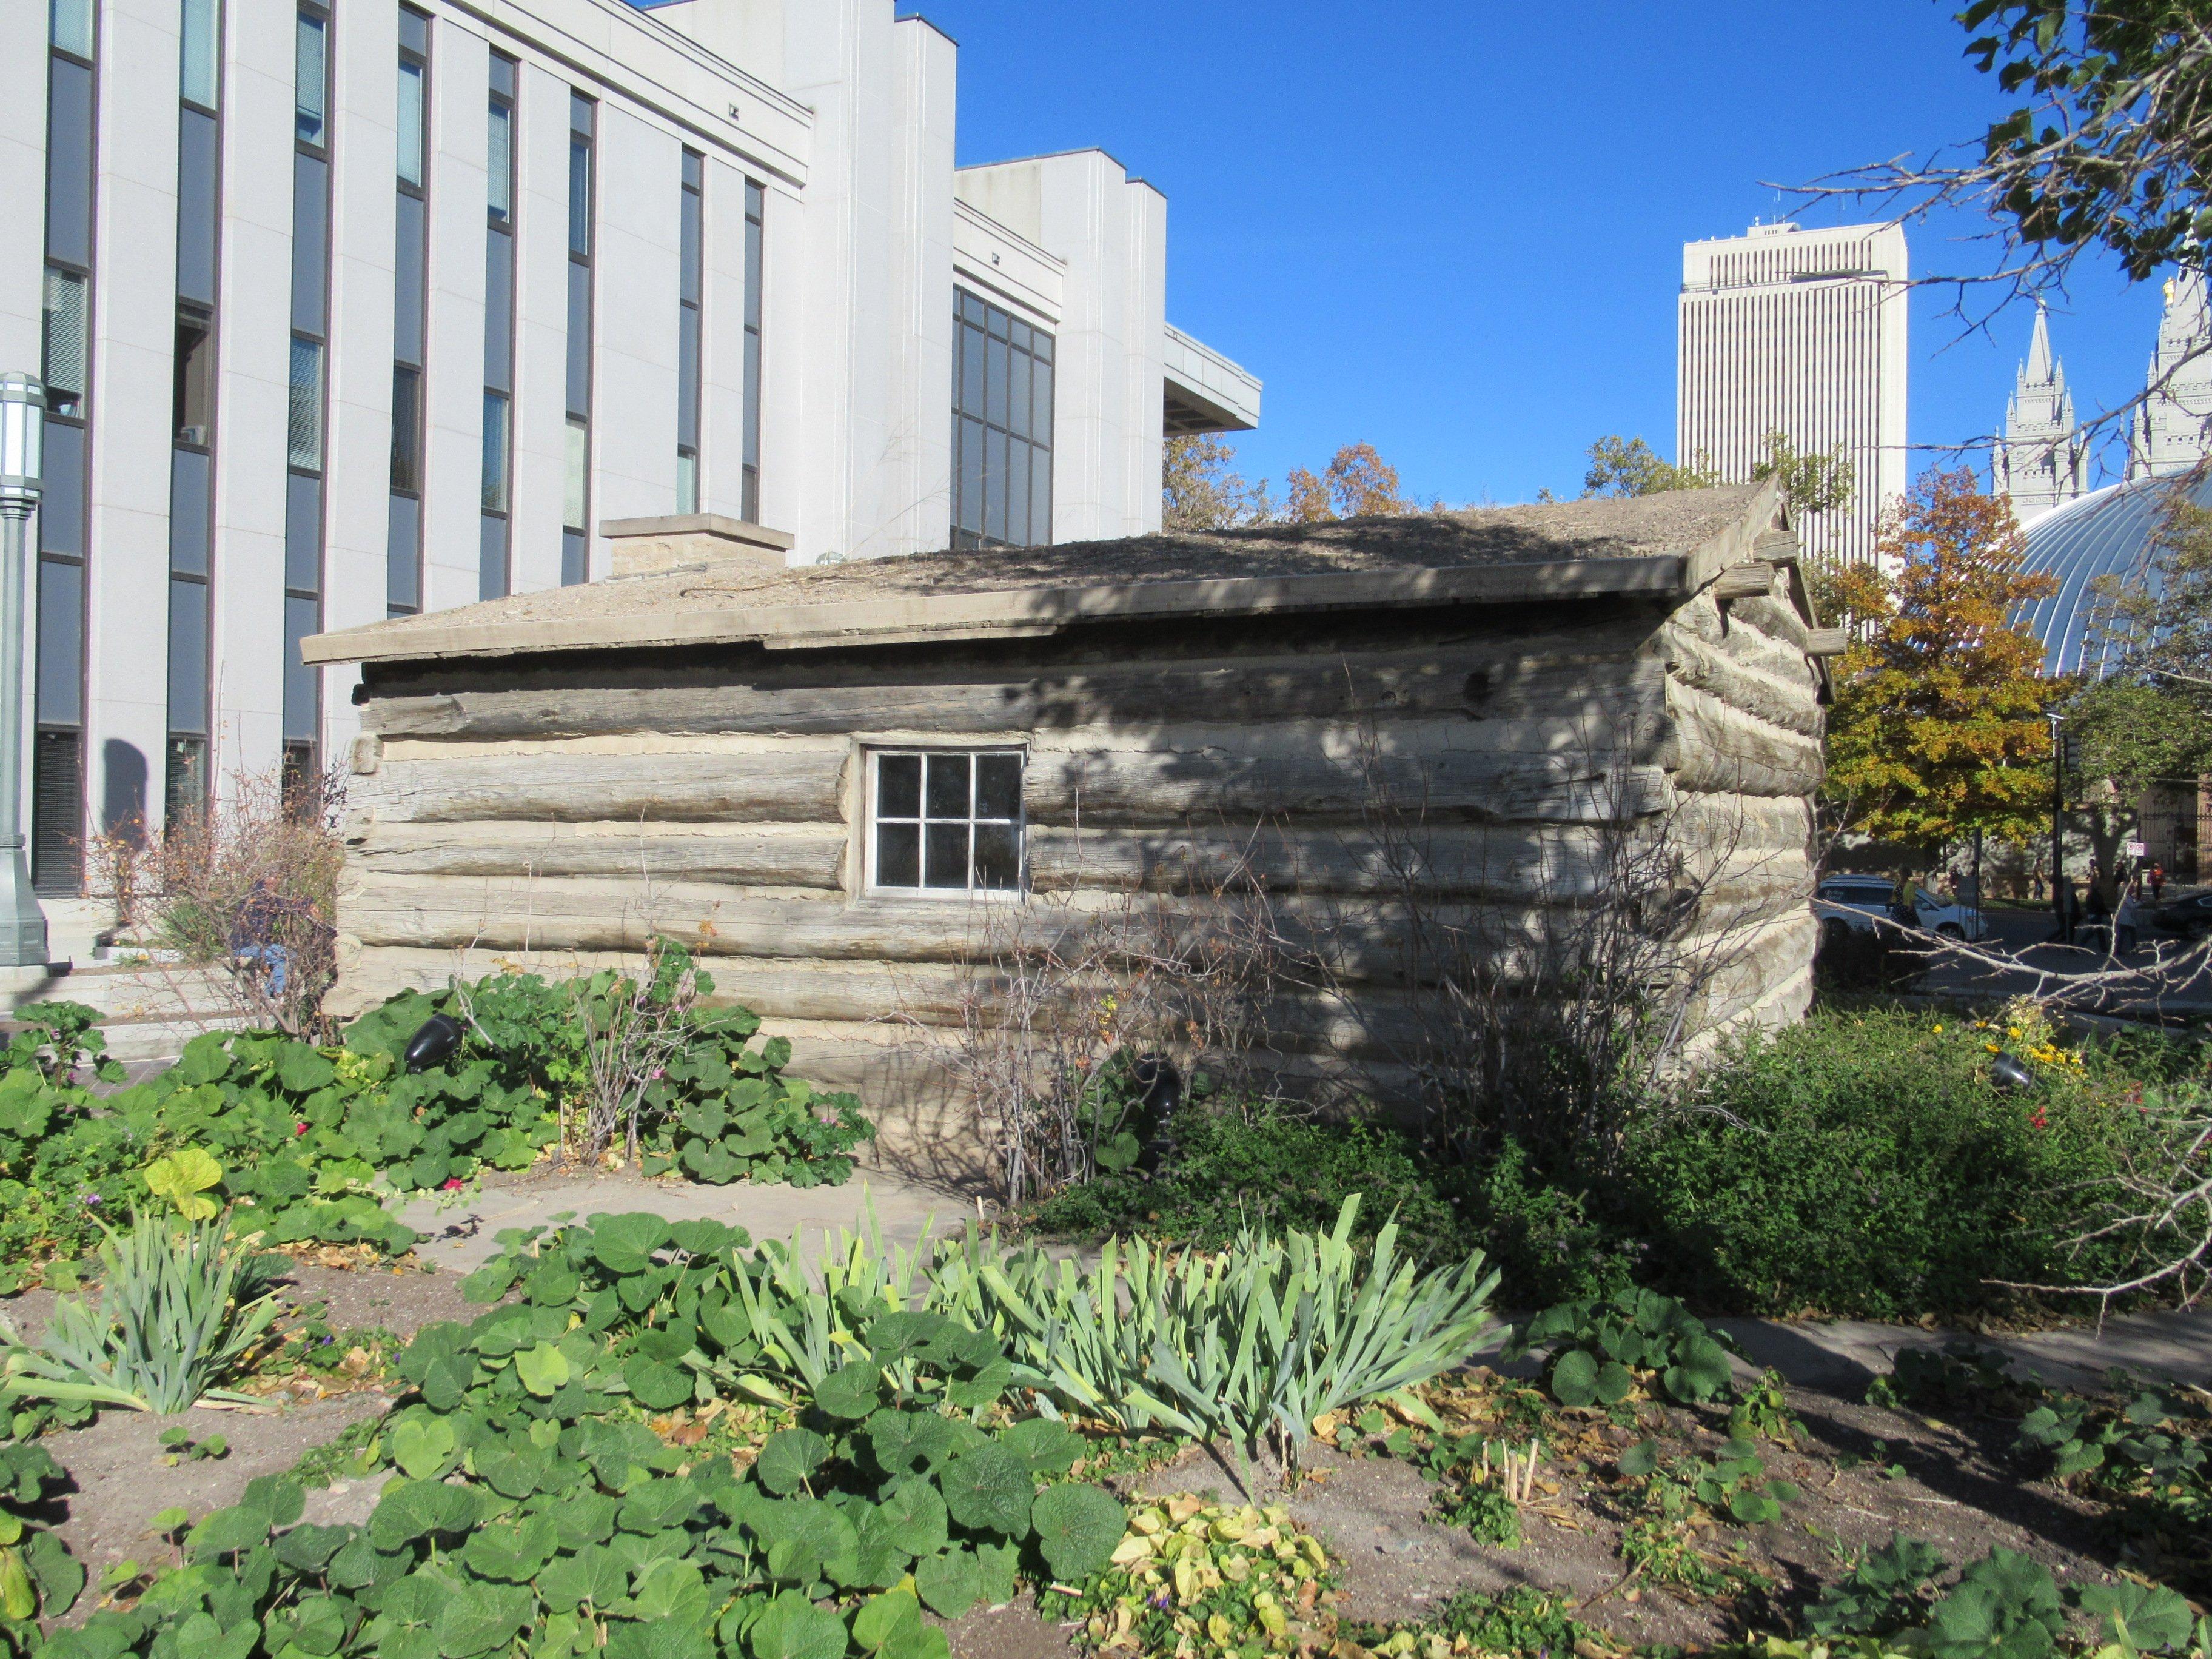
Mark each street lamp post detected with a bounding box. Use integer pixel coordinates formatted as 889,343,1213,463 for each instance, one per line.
0,375,51,968
2049,711,2067,946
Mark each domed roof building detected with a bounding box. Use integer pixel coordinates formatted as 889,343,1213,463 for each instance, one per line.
2013,473,2207,677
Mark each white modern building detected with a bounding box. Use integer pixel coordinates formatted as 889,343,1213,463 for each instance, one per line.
1992,301,2089,525
2,0,1262,893
1677,220,1908,568
2128,268,2212,480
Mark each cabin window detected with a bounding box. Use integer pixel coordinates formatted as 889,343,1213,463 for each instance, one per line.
868,748,1024,894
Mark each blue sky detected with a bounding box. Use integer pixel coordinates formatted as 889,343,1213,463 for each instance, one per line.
877,0,2167,507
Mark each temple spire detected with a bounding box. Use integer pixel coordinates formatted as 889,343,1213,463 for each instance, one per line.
1993,301,2087,524
2128,266,2212,480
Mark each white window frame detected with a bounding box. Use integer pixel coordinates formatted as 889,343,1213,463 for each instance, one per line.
864,746,1027,898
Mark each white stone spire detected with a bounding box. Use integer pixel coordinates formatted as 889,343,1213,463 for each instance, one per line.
2127,266,2212,479
1992,301,2088,523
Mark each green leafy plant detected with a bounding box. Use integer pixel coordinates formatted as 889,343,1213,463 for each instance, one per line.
158,1427,228,1465
1806,1535,1951,1639
0,1444,83,1654
0,1208,283,1413
1613,1439,1795,1592
1504,1286,1735,1408
1866,1345,2043,1418
1730,1367,1805,1445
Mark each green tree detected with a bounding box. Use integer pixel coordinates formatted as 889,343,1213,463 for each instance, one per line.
1823,468,2062,849
1577,430,1851,520
1580,436,1715,498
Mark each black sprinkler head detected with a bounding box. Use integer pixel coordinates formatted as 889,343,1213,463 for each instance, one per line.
403,1012,466,1073
1989,1051,2037,1091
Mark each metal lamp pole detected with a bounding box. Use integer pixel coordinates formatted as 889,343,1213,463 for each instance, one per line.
0,375,50,967
2049,711,2067,945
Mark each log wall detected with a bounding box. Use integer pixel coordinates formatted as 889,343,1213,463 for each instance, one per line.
333,594,1823,1179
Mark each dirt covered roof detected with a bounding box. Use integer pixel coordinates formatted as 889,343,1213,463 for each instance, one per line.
307,481,1779,665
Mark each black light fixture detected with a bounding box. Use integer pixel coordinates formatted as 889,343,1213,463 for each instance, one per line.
1989,1051,2037,1091
403,1012,466,1073
1130,1054,1182,1119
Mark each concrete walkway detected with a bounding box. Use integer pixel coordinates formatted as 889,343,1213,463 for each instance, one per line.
392,1167,2212,1399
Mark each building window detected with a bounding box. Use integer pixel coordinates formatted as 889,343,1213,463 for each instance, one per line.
951,289,1053,550
285,0,332,759
36,0,97,890
677,148,703,514
743,179,763,523
867,749,1024,894
388,7,428,618
563,92,595,585
481,50,517,598
168,0,221,823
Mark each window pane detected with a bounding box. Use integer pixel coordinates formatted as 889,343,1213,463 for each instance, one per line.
564,417,588,530
959,321,984,415
561,528,588,586
677,307,700,449
283,593,320,741
32,731,82,894
567,262,591,415
167,576,209,735
977,754,1021,819
924,825,968,890
877,754,919,818
397,61,426,189
957,417,984,535
677,451,697,515
1031,358,1054,448
742,326,761,472
481,392,508,511
35,557,82,725
167,737,207,819
387,494,420,613
479,513,508,601
169,447,210,577
398,8,428,56
488,51,515,101
177,109,219,306
984,427,1007,544
986,332,1008,429
394,193,426,365
288,338,324,470
484,227,513,391
45,58,93,269
174,310,213,441
488,102,512,222
876,823,919,888
1031,444,1053,545
974,823,1019,891
390,364,420,491
568,135,591,258
285,471,322,592
50,0,94,59
1008,349,1030,442
1031,327,1053,366
743,208,763,328
41,268,87,417
1007,438,1030,546
292,152,329,333
925,752,970,819
680,185,702,307
181,0,218,107
38,421,83,556
296,14,326,145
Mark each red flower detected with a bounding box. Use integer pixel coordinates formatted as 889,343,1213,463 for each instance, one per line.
2029,1106,2049,1131
442,1178,465,1191
295,1122,309,1136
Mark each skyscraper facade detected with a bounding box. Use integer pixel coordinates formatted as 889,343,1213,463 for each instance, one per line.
1992,301,2088,525
1677,220,1908,568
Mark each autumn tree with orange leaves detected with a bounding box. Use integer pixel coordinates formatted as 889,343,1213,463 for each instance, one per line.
1822,468,2062,850
1283,443,1412,522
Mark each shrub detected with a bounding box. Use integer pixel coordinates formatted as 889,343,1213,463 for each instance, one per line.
1619,1009,2162,1318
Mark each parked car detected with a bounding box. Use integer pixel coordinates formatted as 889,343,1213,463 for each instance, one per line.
2149,888,2212,941
1813,875,1987,943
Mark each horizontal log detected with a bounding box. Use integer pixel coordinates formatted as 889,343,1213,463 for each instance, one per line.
1712,563,1777,601
1664,681,1824,798
358,751,846,825
358,628,1670,741
347,821,848,888
1663,623,1822,739
1667,789,1815,854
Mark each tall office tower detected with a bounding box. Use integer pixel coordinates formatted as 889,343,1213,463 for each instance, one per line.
1677,220,1908,568
1992,301,2088,525
2127,267,2212,479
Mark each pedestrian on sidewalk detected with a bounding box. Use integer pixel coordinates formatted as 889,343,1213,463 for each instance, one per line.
2153,862,2167,900
2116,881,2142,955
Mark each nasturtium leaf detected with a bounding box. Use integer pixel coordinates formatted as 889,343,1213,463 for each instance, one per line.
813,1362,882,1422
458,1514,559,1583
275,1044,338,1094
1029,1484,1125,1581
285,1595,351,1657
548,1492,620,1553
173,1613,258,1659
603,1619,714,1659
1594,1361,1634,1407
590,1215,672,1276
850,1589,922,1654
523,1261,581,1307
537,1546,631,1615
862,1313,956,1369
944,1360,1013,1410
186,1506,269,1561
755,1430,831,1496
973,1540,1020,1609
327,1538,409,1594
470,1439,551,1504
420,1354,478,1413
389,1418,458,1481
1663,1336,1735,1404
880,1624,950,1659
369,1481,481,1552
515,1344,572,1398
847,1511,914,1591
747,1591,846,1659
617,1478,700,1535
1547,1349,1600,1408
432,1582,535,1659
755,1499,859,1587
377,1570,455,1631
876,1480,948,1560
1618,1438,1660,1478
272,1525,351,1573
2080,1583,2194,1654
913,1549,982,1620
699,1295,751,1351
998,1419,1081,1479
623,1356,696,1412
666,1218,748,1257
938,1444,1031,1538
863,1410,957,1478
632,1324,697,1366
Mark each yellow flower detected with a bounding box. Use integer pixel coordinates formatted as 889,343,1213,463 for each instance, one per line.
1933,1024,1944,1034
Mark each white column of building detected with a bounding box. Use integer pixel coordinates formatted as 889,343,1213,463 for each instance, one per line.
85,0,181,834
507,62,572,595
0,6,45,369
210,1,297,785
421,18,488,617
588,104,680,543
1034,151,1167,544
317,0,398,757
880,15,955,559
